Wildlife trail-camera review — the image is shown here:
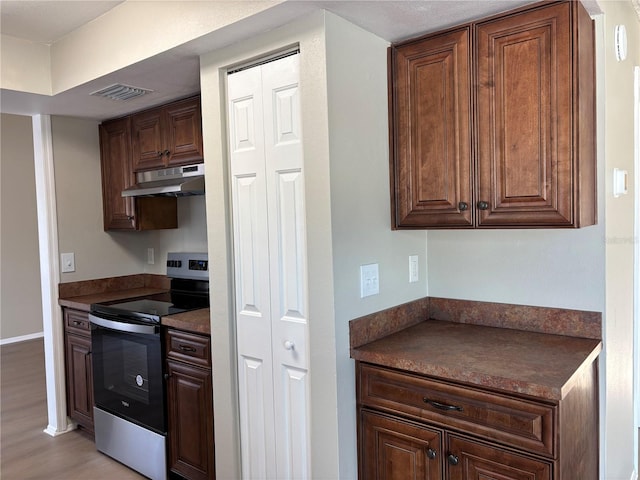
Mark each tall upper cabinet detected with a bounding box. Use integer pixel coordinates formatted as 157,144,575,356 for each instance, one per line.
389,0,596,229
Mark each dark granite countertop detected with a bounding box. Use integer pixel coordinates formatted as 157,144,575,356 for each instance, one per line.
351,319,601,401
162,308,210,335
58,274,209,336
58,288,168,312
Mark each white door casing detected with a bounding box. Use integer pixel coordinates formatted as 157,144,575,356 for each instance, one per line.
228,53,310,480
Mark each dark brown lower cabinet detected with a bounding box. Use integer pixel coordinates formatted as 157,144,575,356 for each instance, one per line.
62,308,94,434
357,361,598,480
165,329,215,480
360,411,551,480
360,410,441,479
446,435,551,480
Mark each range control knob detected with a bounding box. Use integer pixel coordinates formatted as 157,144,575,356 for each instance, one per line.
166,260,182,268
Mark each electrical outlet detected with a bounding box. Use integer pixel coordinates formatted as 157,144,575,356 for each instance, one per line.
147,248,155,265
409,255,419,283
61,252,75,273
360,263,379,298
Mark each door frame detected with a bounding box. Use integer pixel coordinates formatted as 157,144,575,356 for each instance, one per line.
634,64,640,477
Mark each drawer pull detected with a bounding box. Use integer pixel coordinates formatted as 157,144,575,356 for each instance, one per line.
447,453,459,466
72,321,83,326
427,448,437,460
178,345,197,353
423,397,463,412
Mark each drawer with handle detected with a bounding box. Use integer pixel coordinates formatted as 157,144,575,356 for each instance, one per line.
165,328,211,367
64,309,91,335
358,362,556,456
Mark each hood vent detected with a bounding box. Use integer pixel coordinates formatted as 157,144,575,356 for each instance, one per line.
122,164,205,197
91,84,153,101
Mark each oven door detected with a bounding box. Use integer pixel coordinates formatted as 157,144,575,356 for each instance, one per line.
89,313,165,434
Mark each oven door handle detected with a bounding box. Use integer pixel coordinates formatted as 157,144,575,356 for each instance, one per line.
89,314,158,335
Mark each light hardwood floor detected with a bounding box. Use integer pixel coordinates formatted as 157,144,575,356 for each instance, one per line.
1,338,145,479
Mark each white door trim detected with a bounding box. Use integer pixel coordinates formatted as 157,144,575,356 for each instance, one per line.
633,64,640,477
32,115,73,437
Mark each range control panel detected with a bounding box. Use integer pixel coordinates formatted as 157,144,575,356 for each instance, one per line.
166,252,209,280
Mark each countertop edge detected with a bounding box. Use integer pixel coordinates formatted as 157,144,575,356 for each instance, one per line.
161,308,211,336
351,320,602,401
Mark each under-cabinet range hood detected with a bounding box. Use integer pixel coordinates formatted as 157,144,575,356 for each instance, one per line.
122,164,205,197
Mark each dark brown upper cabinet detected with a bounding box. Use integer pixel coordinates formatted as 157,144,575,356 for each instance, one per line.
390,27,473,228
100,118,178,232
389,1,596,229
131,95,204,172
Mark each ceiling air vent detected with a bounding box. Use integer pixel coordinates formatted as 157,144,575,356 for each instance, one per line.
90,84,153,101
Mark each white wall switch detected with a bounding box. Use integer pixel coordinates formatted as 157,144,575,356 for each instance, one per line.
613,168,628,197
147,247,155,265
360,263,379,298
61,252,75,273
409,255,419,283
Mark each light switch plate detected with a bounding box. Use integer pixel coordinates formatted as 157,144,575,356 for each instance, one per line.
61,252,75,273
147,247,155,265
360,263,379,298
613,168,628,197
409,255,419,283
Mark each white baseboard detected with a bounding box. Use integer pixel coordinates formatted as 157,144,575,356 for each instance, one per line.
0,331,44,345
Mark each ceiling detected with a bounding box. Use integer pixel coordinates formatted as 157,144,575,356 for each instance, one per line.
0,1,124,43
0,0,601,121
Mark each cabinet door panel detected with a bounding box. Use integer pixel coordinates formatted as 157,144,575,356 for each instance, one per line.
390,28,473,228
166,360,214,480
64,333,94,432
447,435,552,480
360,410,442,480
164,97,204,167
476,3,573,226
99,118,136,230
131,109,165,172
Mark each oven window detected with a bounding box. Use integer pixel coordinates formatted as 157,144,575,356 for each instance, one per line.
101,337,151,404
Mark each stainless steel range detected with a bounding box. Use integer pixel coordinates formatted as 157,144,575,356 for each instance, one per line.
89,252,209,480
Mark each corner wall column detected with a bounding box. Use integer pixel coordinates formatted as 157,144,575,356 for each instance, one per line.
32,114,73,436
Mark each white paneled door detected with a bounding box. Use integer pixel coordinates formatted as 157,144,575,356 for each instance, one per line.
228,52,310,480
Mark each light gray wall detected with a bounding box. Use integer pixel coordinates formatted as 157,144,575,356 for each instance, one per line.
0,113,43,341
427,228,605,311
52,115,207,282
141,196,208,274
52,115,147,281
324,13,428,480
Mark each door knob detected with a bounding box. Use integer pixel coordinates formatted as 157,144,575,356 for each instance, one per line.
477,201,489,210
447,453,459,466
284,340,295,351
427,448,437,460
